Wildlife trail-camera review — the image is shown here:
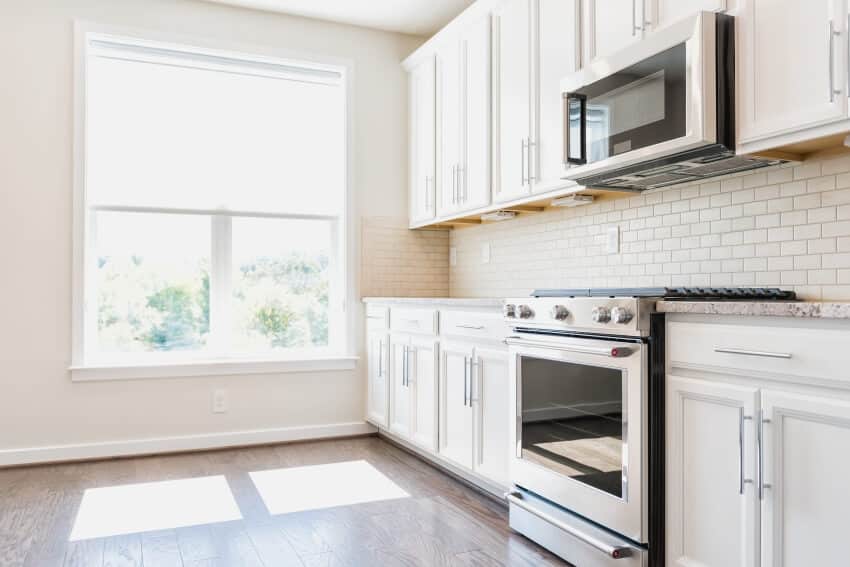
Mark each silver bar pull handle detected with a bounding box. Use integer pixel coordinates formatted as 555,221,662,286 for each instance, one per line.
505,336,633,358
505,492,634,559
462,356,469,407
829,20,841,102
378,340,384,377
714,347,792,360
757,410,772,500
401,346,406,387
527,140,536,182
632,0,637,35
739,411,754,495
456,324,485,330
521,139,527,186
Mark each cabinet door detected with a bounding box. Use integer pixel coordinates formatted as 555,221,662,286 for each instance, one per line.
439,341,475,469
388,339,411,438
409,337,439,451
459,13,492,212
739,0,847,144
667,375,758,567
472,347,510,486
437,39,462,216
582,0,645,63
646,0,725,32
761,390,850,567
366,331,389,428
494,0,532,203
531,0,580,194
410,58,437,224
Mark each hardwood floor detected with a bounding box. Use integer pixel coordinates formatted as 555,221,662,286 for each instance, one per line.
0,436,568,566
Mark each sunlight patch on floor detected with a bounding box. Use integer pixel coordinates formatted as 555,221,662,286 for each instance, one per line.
249,460,410,515
69,475,242,541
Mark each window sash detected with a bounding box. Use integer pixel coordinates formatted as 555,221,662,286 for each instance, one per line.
83,208,345,365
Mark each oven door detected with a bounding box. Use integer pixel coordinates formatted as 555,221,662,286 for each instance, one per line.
562,11,718,180
507,331,648,543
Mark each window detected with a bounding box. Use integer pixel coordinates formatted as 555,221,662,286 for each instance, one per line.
73,29,351,375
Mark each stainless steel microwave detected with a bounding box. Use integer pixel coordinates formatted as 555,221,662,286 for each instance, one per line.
561,11,783,191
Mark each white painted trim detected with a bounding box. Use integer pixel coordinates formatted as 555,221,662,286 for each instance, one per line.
70,356,359,382
0,422,376,468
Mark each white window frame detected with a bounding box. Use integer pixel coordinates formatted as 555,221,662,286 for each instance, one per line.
70,21,359,381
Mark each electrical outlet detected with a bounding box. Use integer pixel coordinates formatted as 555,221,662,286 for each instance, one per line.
212,389,228,414
450,247,457,266
607,226,620,254
481,243,491,264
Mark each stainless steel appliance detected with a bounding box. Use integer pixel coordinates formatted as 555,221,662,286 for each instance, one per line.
560,11,785,191
503,287,796,567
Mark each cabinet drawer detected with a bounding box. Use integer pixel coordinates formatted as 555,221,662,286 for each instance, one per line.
668,321,850,383
440,310,509,341
390,307,438,335
366,305,389,330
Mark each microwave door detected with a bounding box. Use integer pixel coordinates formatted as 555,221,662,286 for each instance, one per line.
563,93,587,166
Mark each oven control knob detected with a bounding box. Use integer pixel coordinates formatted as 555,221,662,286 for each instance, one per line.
503,303,516,318
517,305,534,319
591,306,611,324
550,305,569,321
611,307,634,324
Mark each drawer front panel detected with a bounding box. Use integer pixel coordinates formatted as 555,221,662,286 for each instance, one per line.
366,305,389,330
440,310,509,341
390,307,438,335
668,321,849,383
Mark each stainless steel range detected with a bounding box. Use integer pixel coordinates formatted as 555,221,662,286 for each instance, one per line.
502,287,796,567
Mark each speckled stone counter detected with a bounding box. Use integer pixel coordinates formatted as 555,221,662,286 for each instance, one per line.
656,300,850,319
362,297,504,308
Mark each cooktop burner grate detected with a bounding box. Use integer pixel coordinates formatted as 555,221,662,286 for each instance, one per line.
530,287,797,300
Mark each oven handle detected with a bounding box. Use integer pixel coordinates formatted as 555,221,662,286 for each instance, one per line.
504,336,635,358
505,492,634,559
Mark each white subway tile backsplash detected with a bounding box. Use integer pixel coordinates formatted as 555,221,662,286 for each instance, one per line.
449,156,850,300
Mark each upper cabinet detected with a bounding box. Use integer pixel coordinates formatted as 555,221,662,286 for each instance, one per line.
581,0,646,63
738,0,849,149
647,0,727,32
436,11,492,218
409,57,437,224
494,0,580,203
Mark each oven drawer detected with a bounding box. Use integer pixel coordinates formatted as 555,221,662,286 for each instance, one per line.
668,321,850,383
507,490,646,567
439,310,509,341
390,307,437,335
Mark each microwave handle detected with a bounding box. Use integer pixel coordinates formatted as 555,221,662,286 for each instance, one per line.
563,93,587,166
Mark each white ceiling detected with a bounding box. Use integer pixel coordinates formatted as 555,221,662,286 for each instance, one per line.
204,0,475,36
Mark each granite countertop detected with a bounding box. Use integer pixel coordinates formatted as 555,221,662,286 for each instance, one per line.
362,297,504,308
656,300,850,319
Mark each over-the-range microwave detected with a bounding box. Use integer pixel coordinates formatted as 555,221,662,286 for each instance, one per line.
561,11,785,191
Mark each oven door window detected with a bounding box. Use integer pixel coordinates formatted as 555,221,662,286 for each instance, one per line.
576,43,687,164
520,356,627,499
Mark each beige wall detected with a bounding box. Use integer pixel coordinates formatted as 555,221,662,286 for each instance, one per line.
0,0,422,460
450,156,850,301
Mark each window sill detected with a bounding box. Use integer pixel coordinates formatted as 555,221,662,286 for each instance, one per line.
69,355,359,382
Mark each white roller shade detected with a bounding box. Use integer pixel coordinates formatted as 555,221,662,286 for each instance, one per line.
85,36,346,216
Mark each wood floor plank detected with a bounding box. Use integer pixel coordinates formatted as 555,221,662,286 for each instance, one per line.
176,525,217,563
64,538,105,567
451,550,505,567
277,514,330,556
208,523,263,567
244,521,304,566
103,534,142,567
141,530,183,567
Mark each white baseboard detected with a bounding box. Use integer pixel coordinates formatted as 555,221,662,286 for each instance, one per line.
0,421,377,467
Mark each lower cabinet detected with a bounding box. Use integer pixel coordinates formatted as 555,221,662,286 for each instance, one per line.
366,330,389,428
668,374,850,567
388,339,412,438
439,340,510,486
409,335,439,451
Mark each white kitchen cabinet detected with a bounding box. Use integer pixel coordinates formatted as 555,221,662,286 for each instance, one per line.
366,330,389,428
409,336,439,451
388,340,412,438
472,346,510,486
409,57,437,224
666,375,758,567
494,0,579,202
437,12,492,216
738,0,848,145
581,0,645,63
494,0,531,203
439,340,475,469
645,0,726,32
760,390,850,567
